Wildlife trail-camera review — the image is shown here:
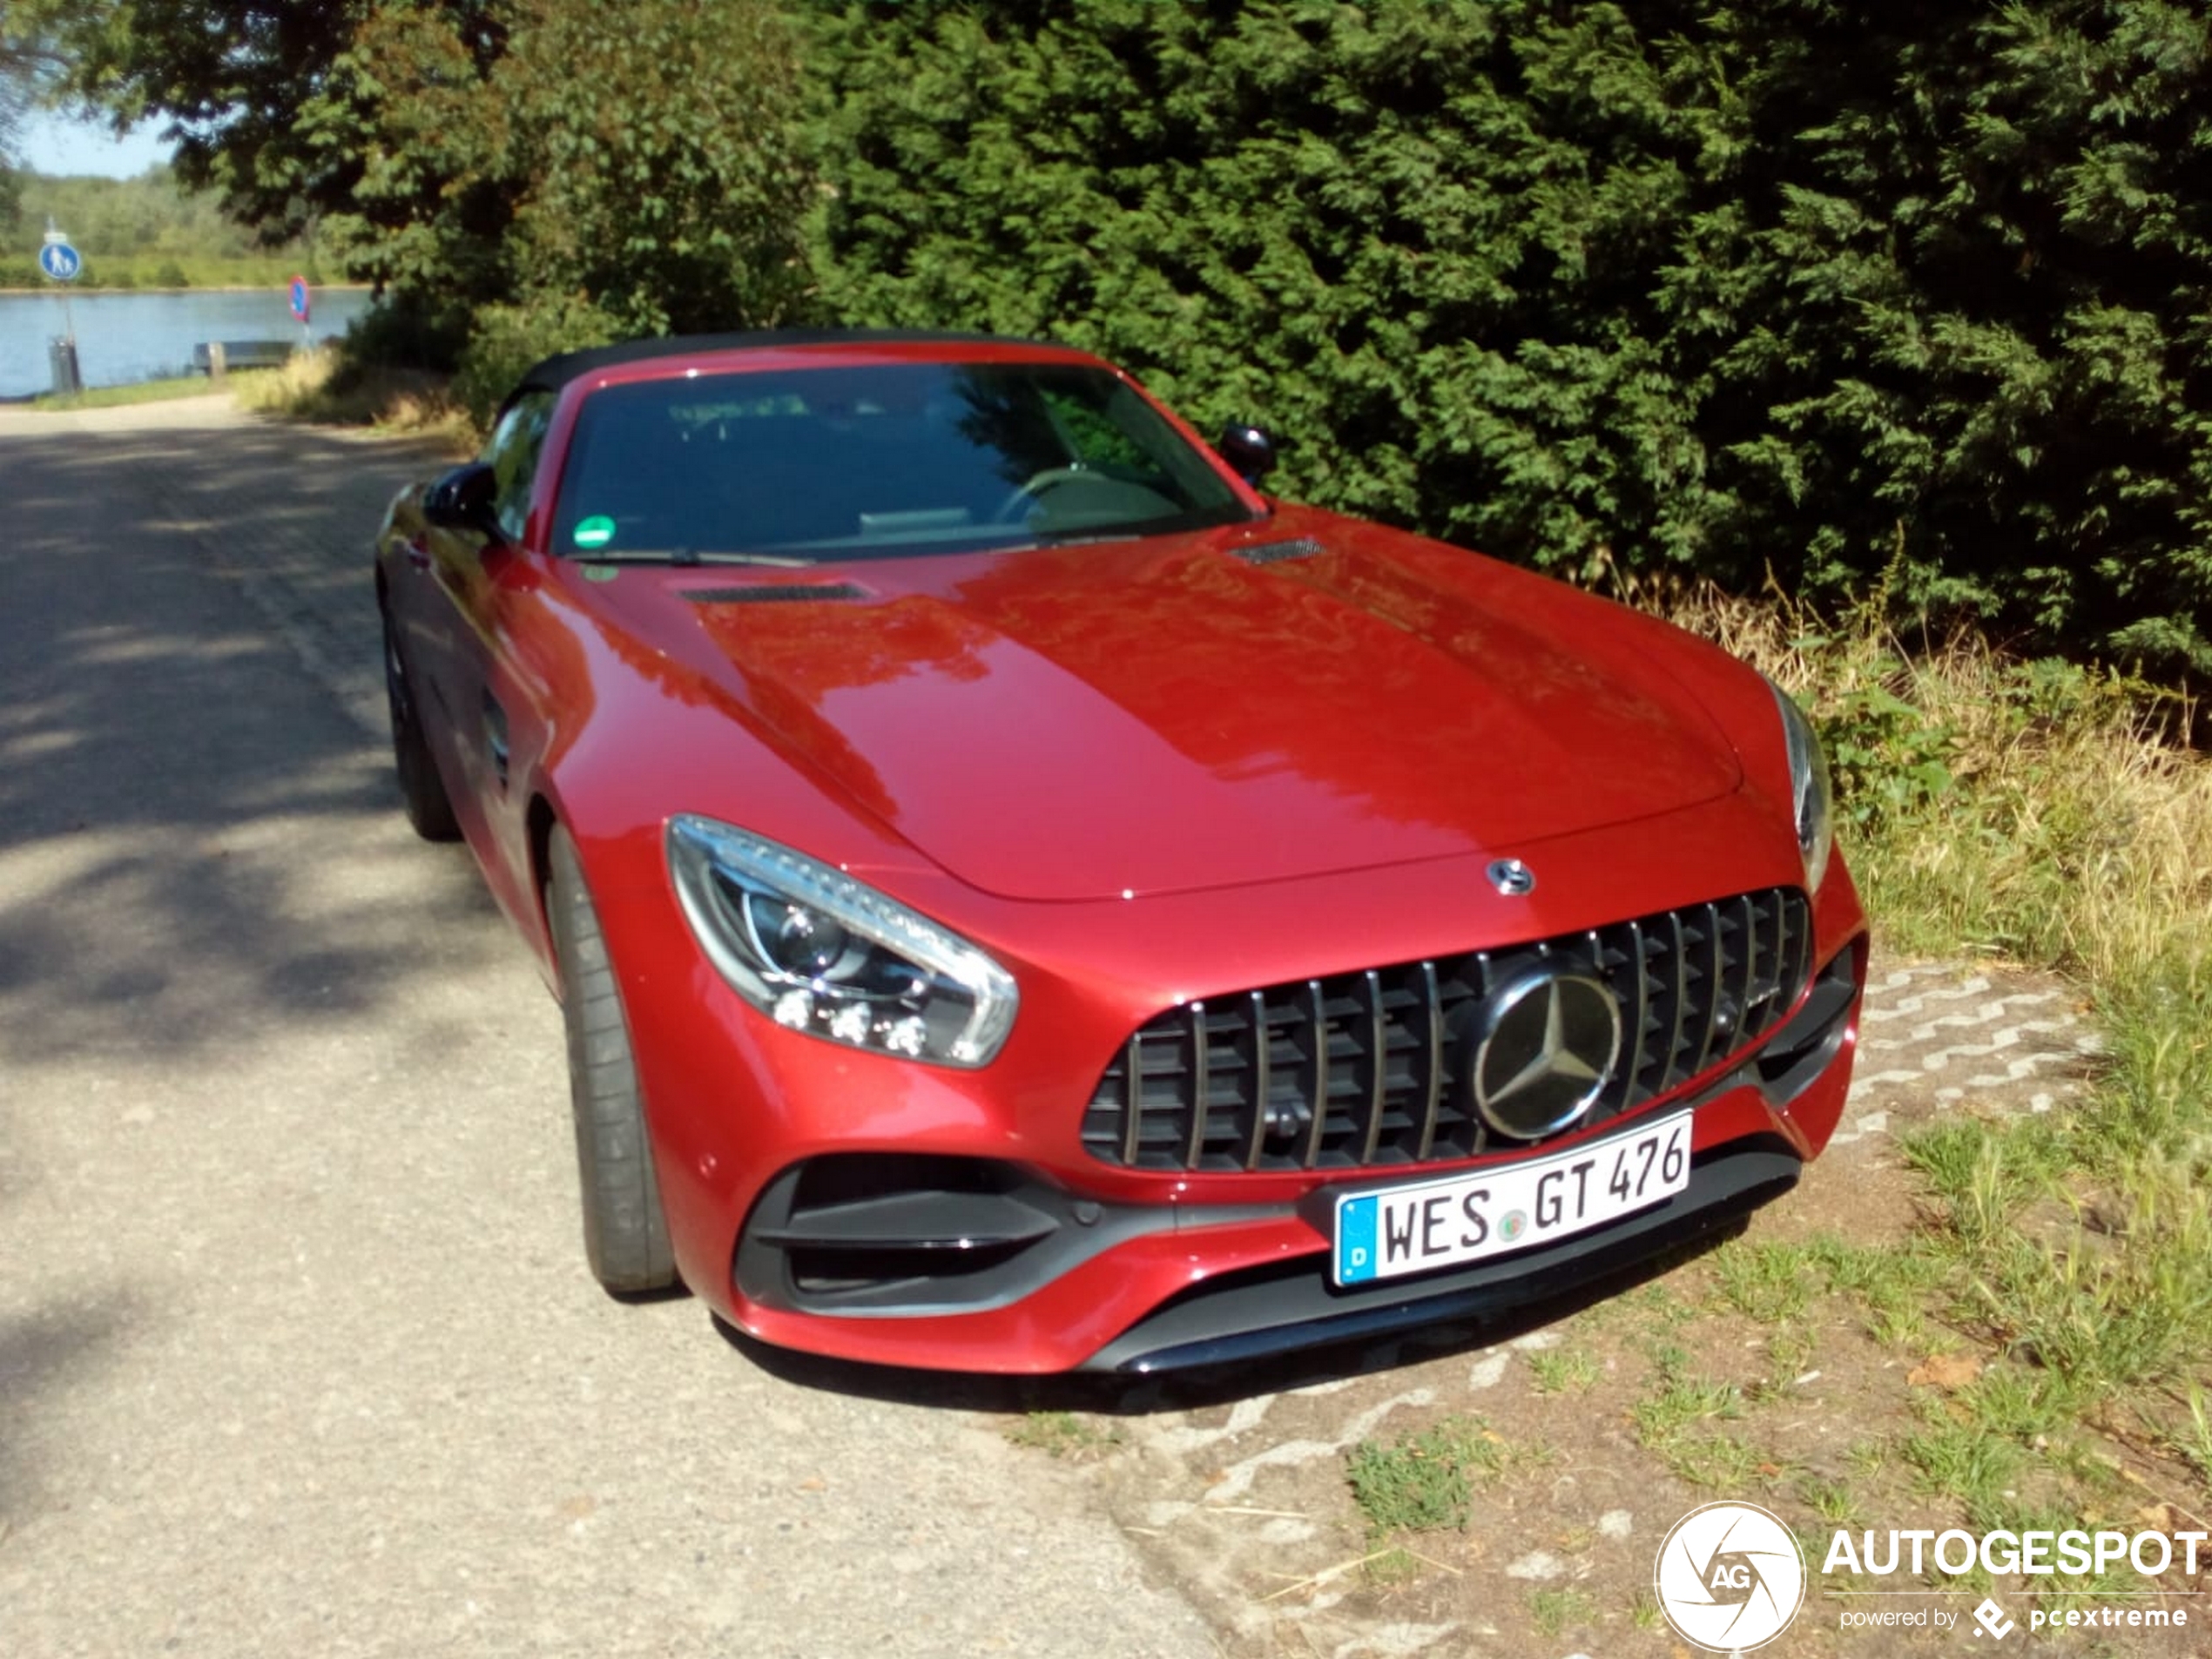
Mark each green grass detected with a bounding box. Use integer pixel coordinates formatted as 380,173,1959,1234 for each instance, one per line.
1710,1238,1818,1324
1898,1408,2026,1511
1525,1347,1600,1395
1003,1411,1121,1460
1345,1415,1554,1541
28,374,244,411
1527,1587,1596,1638
1796,1474,1859,1526
1648,584,2212,1521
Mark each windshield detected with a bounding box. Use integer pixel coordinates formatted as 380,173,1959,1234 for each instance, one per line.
550,361,1257,562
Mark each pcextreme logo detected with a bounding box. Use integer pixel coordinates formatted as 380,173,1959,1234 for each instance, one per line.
1655,1501,1809,1652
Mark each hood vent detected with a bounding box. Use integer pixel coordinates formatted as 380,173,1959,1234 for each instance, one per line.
1232,536,1325,566
684,582,869,604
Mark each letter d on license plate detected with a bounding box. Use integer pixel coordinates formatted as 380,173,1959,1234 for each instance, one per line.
1333,1112,1692,1286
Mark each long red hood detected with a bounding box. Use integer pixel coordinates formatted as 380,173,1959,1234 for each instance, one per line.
583,511,1746,901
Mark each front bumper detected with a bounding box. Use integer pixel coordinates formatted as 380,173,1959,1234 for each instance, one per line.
597,799,1869,1374
728,938,1861,1372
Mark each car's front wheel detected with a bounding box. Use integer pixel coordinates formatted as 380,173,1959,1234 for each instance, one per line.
381,606,460,842
548,826,678,1296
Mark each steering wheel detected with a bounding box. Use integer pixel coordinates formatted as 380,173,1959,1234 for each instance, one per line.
992,466,1100,525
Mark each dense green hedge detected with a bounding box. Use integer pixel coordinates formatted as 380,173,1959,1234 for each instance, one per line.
799,0,2212,678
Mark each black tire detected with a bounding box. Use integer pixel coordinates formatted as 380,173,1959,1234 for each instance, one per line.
381,606,461,841
548,826,678,1295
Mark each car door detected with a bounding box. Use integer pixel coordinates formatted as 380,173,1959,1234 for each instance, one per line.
430,391,556,915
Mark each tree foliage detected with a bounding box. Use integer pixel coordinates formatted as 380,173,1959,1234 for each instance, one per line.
29,0,813,366
800,0,2212,677
24,0,2212,674
0,6,60,233
12,164,308,260
13,0,419,243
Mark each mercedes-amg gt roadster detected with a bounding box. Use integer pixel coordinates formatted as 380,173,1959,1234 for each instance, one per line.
374,330,1867,1374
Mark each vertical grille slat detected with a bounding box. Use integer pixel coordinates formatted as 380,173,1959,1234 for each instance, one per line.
1355,970,1386,1163
1622,916,1652,1106
1662,910,1692,1093
1726,894,1757,1057
1298,979,1328,1170
1119,1031,1143,1166
1689,900,1725,1079
1082,887,1815,1172
1242,989,1271,1170
1184,1001,1210,1168
1413,961,1444,1159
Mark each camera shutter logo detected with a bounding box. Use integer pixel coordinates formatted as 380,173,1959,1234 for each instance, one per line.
1654,1501,1806,1652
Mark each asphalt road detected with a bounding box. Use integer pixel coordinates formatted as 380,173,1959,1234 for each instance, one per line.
0,399,1215,1658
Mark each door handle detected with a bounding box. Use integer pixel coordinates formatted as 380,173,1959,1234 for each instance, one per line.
404,535,430,570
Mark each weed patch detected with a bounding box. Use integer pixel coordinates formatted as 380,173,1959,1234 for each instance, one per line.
1345,1415,1549,1541
1004,1411,1120,1460
1527,1587,1596,1638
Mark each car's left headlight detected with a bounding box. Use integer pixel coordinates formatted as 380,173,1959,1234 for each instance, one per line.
666,815,1018,1067
1767,679,1835,892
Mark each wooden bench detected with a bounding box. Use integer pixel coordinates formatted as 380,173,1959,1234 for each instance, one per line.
193,340,298,378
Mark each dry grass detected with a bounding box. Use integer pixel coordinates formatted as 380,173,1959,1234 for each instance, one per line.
1607,564,2212,983
231,346,475,447
1602,562,2212,1491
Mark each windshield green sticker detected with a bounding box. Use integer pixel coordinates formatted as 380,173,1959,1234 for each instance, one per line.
573,515,617,550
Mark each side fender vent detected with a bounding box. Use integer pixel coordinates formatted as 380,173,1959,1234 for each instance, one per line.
1232,537,1325,566
684,582,869,604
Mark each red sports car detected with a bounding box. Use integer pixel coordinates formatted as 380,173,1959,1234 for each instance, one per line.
374,331,1867,1374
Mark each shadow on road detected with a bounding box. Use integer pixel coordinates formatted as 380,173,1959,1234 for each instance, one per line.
0,420,497,1069
0,1296,138,1525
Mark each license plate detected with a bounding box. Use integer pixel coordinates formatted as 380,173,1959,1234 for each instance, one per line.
1333,1112,1693,1286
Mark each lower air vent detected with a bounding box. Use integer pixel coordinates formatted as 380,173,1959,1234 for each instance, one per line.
735,1154,1138,1316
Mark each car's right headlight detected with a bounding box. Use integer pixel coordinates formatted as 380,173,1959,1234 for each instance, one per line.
666,815,1018,1067
1767,680,1835,892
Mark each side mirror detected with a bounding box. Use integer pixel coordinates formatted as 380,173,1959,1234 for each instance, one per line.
1216,423,1277,486
424,462,502,536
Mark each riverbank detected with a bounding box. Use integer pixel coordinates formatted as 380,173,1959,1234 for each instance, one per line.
0,286,378,399
0,283,375,296
2,374,239,411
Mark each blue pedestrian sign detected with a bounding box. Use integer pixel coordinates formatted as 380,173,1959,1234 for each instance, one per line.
289,274,311,325
38,239,82,283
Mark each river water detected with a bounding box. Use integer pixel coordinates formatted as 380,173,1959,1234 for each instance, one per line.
0,287,379,398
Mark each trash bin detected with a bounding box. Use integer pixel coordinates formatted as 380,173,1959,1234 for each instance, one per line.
48,338,83,397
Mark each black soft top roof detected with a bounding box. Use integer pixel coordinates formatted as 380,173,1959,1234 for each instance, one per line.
515,327,1061,399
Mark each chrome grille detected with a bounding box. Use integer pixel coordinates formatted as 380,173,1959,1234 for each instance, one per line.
1081,887,1813,1172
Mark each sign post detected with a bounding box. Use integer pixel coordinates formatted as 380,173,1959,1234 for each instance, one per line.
39,222,84,396
289,273,312,347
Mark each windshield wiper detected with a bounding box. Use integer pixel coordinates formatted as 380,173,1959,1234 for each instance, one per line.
570,548,818,568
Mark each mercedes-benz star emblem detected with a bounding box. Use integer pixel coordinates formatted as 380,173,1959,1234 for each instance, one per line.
1468,968,1623,1139
1487,857,1536,896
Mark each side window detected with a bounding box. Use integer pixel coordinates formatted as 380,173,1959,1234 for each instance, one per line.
483,392,556,543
